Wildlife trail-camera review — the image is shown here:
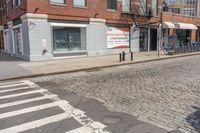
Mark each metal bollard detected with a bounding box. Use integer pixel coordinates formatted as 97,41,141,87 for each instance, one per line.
131,52,133,61
122,51,126,61
119,53,122,62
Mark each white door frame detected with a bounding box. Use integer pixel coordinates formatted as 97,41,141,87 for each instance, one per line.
3,29,9,53
12,24,24,55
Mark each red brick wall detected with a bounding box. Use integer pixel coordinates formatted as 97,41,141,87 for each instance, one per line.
162,12,200,42
26,0,132,24
1,0,27,25
0,0,161,25
162,12,200,26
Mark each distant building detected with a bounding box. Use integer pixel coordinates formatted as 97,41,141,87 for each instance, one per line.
165,0,200,17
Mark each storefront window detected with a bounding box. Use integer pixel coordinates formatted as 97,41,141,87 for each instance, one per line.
176,30,191,45
53,27,86,52
163,29,169,46
196,27,200,42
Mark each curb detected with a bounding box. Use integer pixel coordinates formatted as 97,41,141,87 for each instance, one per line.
1,52,200,82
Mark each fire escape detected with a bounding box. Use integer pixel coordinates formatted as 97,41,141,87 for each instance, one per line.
122,0,152,29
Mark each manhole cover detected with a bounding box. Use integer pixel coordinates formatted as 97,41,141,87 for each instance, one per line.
103,116,121,124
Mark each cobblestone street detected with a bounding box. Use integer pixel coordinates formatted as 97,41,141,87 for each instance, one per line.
31,55,200,133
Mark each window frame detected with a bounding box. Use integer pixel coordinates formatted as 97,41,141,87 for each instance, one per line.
49,0,66,5
13,0,21,8
107,0,118,11
73,0,87,8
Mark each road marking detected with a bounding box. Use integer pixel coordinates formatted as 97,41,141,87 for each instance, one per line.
0,86,33,93
66,122,108,133
0,89,47,100
23,80,39,88
59,101,109,133
0,112,72,133
0,80,109,133
0,94,57,109
0,80,26,86
0,100,66,119
0,82,27,89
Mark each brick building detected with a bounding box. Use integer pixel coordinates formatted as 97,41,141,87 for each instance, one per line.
165,0,200,16
0,0,162,61
162,0,200,48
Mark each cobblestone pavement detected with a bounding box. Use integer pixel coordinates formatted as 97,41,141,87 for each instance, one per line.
31,55,200,133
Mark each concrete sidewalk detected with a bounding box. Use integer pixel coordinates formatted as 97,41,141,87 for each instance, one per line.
0,51,200,81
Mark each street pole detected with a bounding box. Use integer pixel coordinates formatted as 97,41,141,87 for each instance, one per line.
158,10,163,58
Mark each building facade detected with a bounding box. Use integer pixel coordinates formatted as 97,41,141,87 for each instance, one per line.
162,0,200,48
165,0,200,17
0,0,162,61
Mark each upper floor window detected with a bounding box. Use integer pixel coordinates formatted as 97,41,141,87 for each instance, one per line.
73,0,86,7
2,0,8,16
50,0,65,4
122,0,130,13
13,0,20,8
184,0,196,5
107,0,117,11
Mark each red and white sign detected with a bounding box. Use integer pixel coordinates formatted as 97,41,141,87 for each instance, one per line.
107,27,129,49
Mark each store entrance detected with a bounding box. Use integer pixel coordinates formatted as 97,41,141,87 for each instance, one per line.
150,29,157,51
139,28,148,51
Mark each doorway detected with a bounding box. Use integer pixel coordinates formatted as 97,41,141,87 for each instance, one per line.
140,28,148,51
150,29,157,51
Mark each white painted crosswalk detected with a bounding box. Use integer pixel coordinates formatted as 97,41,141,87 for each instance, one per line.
0,80,110,133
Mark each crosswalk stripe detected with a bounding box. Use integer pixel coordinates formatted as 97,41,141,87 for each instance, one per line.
66,122,108,133
0,81,26,86
0,94,57,109
0,86,33,93
58,101,108,133
0,100,65,119
0,112,72,133
0,89,47,100
0,83,27,89
0,80,109,133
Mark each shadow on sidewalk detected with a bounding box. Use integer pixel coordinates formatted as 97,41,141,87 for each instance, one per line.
186,106,200,132
0,53,24,62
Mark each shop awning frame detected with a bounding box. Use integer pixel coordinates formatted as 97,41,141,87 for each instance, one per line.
163,22,175,29
175,22,198,30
